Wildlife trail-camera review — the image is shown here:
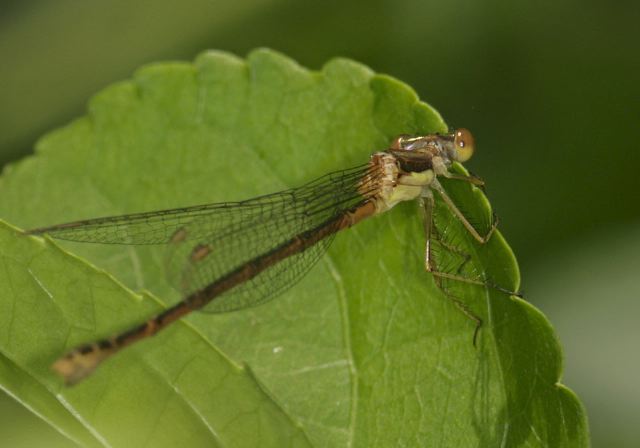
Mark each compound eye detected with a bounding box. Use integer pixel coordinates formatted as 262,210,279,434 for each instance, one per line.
453,128,475,162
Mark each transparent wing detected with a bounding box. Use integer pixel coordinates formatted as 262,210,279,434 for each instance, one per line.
166,165,379,312
24,194,302,245
25,165,373,244
28,164,381,312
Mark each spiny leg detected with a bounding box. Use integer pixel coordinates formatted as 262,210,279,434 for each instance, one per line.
432,157,485,187
429,224,474,277
420,194,434,272
428,181,520,296
420,194,483,345
443,291,483,346
421,194,486,286
441,172,485,187
430,179,497,244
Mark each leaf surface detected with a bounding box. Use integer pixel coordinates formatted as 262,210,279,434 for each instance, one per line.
0,49,587,447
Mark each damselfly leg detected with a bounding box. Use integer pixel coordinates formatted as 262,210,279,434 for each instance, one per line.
420,175,518,345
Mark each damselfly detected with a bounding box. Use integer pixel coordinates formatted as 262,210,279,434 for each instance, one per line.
27,129,510,385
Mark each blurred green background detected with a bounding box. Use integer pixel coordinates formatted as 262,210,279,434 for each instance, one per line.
1,0,638,446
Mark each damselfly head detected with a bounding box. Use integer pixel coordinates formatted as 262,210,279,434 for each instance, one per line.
386,129,475,174
451,128,475,163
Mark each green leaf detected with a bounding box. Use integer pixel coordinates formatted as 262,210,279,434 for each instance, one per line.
0,49,587,447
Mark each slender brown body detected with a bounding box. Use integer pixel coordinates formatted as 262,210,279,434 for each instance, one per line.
40,128,487,385
53,201,378,384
